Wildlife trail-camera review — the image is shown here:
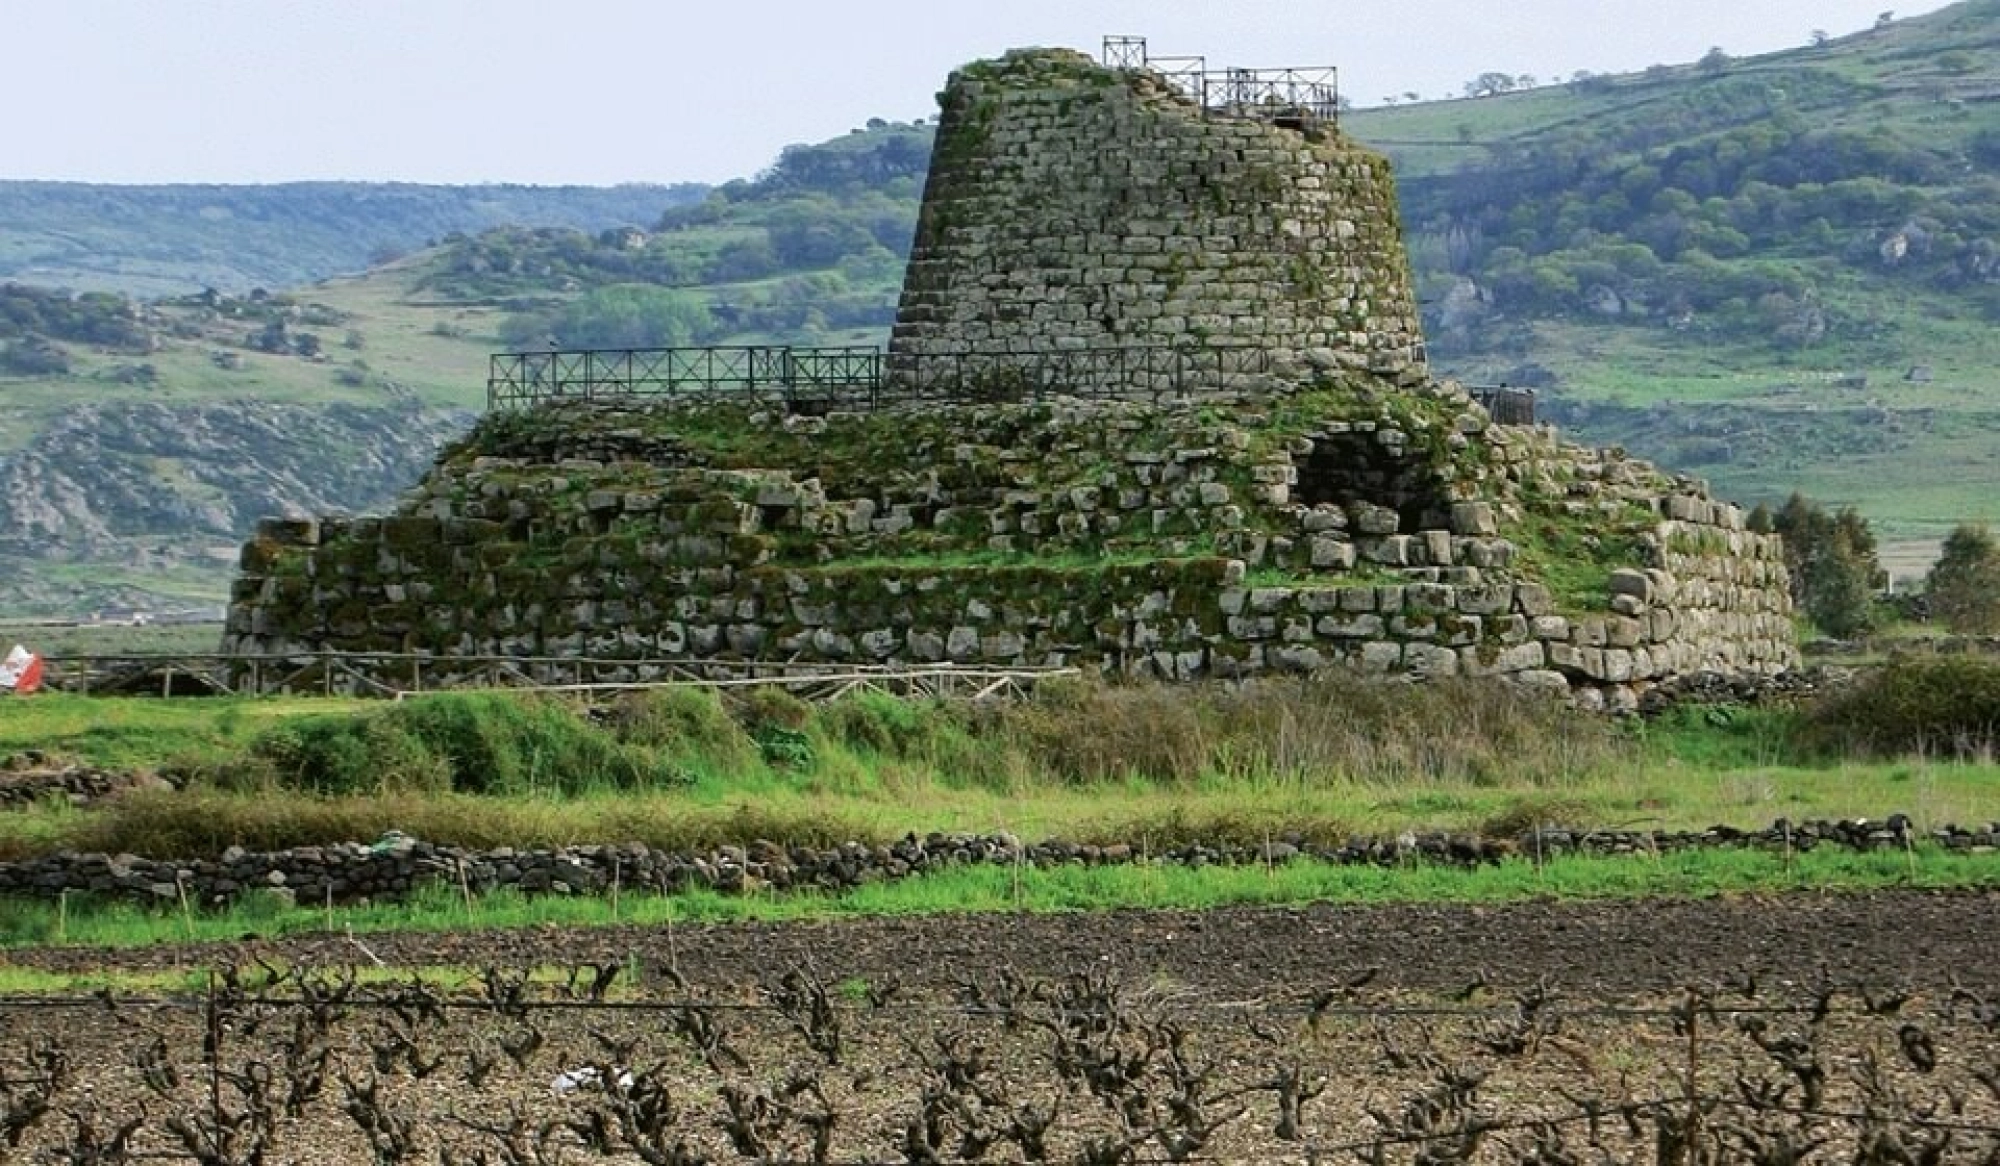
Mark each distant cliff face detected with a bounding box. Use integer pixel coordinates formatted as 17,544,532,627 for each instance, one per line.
891,49,1426,389
0,400,469,614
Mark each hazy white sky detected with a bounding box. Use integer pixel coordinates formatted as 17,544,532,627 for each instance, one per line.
11,0,1954,187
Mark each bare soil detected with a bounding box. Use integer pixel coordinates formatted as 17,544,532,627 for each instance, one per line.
4,890,1998,1165
11,887,1999,996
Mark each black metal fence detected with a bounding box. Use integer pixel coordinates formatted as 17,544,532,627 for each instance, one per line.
488,344,1282,412
1466,384,1539,426
486,346,881,411
488,345,1537,424
1101,38,1340,127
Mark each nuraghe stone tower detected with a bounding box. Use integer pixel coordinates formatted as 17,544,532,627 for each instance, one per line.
224,45,1797,707
890,50,1426,386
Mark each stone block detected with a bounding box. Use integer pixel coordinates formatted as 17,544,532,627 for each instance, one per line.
1403,643,1459,679
1405,583,1456,615
1301,505,1347,533
1359,641,1402,672
1295,588,1345,614
1457,585,1513,616
1607,568,1652,603
1514,583,1554,617
1316,613,1384,639
1361,536,1412,566
1449,501,1498,536
1312,540,1360,576
1352,504,1401,535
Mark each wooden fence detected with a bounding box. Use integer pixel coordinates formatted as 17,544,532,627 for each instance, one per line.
39,652,1078,703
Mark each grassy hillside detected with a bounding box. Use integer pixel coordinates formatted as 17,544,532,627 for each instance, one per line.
1345,0,2000,556
0,126,935,618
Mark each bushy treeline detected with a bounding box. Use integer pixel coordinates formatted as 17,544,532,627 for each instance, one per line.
1752,493,1882,640
1804,653,2000,758
0,282,156,374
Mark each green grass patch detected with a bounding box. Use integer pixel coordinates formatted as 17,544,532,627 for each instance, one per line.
0,692,352,772
7,677,2000,867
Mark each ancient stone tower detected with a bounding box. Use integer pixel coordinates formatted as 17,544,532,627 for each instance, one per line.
222,43,1798,704
889,49,1428,391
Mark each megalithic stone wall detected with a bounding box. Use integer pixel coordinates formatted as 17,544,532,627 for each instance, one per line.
889,49,1427,389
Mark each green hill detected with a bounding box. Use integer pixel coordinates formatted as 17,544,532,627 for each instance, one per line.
0,181,705,298
0,125,933,618
1345,0,2000,561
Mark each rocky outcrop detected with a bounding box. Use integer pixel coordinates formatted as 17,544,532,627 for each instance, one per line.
0,400,468,557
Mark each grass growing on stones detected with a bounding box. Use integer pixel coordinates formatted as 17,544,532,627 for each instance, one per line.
3,846,1993,952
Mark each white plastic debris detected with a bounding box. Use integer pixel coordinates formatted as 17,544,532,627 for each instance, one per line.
551,1066,634,1096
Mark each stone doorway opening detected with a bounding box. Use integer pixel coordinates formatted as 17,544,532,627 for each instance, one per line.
1295,432,1449,533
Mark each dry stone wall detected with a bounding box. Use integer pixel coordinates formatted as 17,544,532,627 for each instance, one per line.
890,50,1426,390
4,819,1982,908
225,383,1796,708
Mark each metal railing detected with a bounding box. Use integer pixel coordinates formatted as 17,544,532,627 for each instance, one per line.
486,346,1536,423
488,344,1283,412
487,345,882,411
1464,384,1539,426
1101,37,1339,127
1197,66,1342,125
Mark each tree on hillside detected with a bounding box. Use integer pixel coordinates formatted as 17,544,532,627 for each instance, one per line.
1774,493,1880,638
1464,72,1519,99
1926,523,2000,634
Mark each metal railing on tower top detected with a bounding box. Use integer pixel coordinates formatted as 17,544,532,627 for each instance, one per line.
1101,36,1340,127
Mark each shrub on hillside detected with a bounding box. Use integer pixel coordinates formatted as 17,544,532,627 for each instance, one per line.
1801,654,2000,757
600,686,760,776
243,692,672,796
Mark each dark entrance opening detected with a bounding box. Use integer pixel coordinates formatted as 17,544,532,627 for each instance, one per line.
1295,433,1450,533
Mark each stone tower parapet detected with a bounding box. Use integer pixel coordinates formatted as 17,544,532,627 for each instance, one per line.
889,49,1426,393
